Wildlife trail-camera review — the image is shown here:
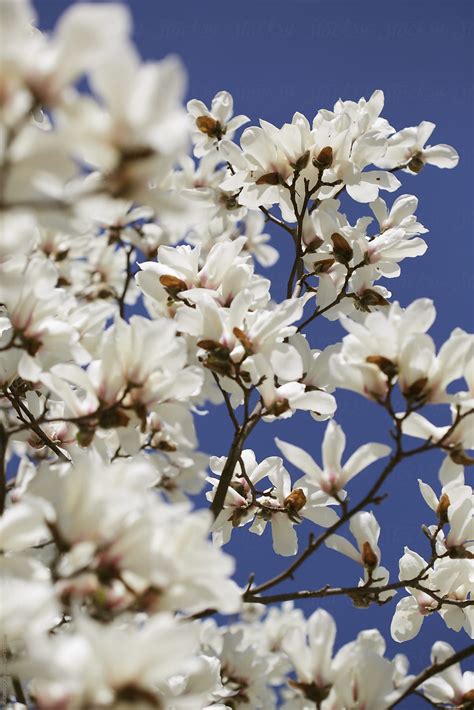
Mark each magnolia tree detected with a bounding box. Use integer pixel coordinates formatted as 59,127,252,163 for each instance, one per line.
0,2,472,709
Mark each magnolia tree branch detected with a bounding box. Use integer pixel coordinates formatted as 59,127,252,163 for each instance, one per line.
117,244,135,319
244,577,474,608
0,422,8,515
210,408,262,519
4,388,70,463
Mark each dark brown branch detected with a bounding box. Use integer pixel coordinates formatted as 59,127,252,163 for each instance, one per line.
296,259,366,332
259,206,296,237
0,423,8,515
211,372,240,432
5,390,70,463
117,245,135,319
209,408,261,520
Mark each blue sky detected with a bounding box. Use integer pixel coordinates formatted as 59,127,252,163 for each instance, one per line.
38,0,473,697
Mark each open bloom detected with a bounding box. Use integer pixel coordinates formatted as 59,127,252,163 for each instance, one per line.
187,90,249,157
391,550,473,642
18,614,216,710
330,298,437,400
325,511,383,571
376,121,459,172
282,610,410,710
401,407,474,484
418,476,473,557
208,451,339,556
421,642,474,707
276,420,390,497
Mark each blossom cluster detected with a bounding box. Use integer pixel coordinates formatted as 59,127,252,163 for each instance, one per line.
0,1,472,708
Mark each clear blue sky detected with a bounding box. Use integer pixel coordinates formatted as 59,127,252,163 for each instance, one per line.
38,0,473,698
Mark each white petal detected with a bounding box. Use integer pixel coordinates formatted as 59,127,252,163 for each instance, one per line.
422,144,459,169
275,438,323,482
271,515,298,556
343,443,391,483
391,596,424,642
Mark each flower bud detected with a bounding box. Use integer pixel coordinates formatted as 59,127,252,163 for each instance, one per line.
284,488,307,514
361,541,378,569
449,445,474,466
196,115,223,139
408,154,424,173
366,355,398,380
313,146,333,169
197,340,231,359
159,274,188,298
291,150,310,172
98,408,130,429
357,289,390,311
269,399,290,416
313,257,335,274
233,327,253,355
403,377,429,403
76,427,96,447
436,492,450,524
331,232,353,265
256,172,282,186
288,680,332,704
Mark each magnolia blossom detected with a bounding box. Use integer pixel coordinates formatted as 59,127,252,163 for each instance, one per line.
401,407,474,483
188,90,249,157
11,450,240,615
208,451,339,556
17,614,215,710
0,256,83,381
137,237,270,316
421,642,474,707
325,511,383,572
391,550,473,642
281,609,410,710
276,420,390,497
418,476,473,557
377,121,459,172
330,298,439,400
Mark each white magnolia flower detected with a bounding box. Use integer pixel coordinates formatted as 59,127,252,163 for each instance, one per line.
187,90,249,157
282,608,336,702
328,629,410,710
376,121,459,172
282,610,410,710
276,420,390,497
369,194,427,236
401,407,474,484
249,459,338,556
137,237,269,317
330,298,437,400
62,42,188,205
391,550,473,642
208,451,338,556
203,626,277,709
240,211,279,267
421,641,474,707
0,555,59,642
0,256,81,381
418,477,473,557
18,614,215,710
41,315,203,440
1,0,131,109
11,450,240,616
325,511,382,571
220,115,314,221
